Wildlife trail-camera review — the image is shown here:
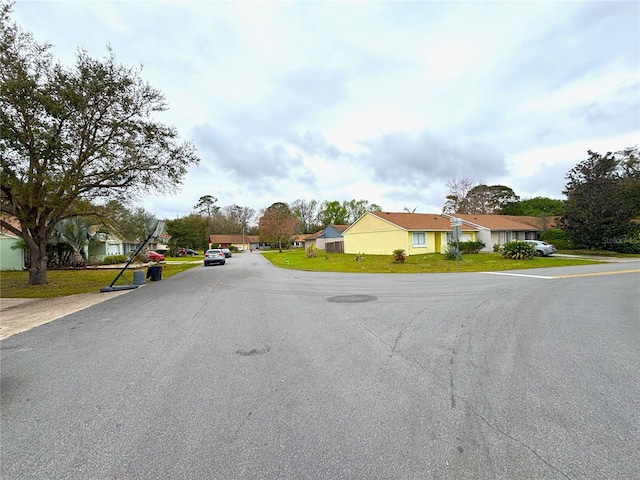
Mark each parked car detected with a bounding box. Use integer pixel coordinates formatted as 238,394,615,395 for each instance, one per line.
221,248,232,258
204,249,226,266
177,247,198,256
148,251,165,262
524,240,557,256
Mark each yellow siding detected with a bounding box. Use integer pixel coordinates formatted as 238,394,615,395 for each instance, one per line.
344,229,407,255
406,232,452,255
344,213,406,255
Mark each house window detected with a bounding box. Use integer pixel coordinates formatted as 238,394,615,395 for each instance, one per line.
412,232,426,246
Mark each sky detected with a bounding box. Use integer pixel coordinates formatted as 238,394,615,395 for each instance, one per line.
11,0,640,223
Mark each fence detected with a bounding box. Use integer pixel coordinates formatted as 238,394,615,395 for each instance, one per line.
324,241,344,254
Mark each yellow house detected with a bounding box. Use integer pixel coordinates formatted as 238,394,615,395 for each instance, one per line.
343,211,478,255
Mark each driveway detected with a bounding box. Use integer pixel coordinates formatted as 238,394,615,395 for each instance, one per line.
0,290,132,340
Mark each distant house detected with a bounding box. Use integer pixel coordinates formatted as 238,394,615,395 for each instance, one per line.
0,216,26,271
209,234,260,251
442,214,554,251
87,228,127,261
343,212,478,255
305,225,349,253
291,235,307,249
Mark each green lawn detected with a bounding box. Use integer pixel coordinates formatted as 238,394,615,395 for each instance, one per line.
0,262,201,298
262,249,603,274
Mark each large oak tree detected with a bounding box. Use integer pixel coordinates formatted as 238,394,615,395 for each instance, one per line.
0,5,199,284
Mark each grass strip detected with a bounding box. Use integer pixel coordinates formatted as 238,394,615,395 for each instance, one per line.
262,250,603,274
0,262,200,298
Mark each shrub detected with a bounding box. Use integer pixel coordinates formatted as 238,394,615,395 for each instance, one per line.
102,254,128,265
604,236,640,254
502,241,535,260
392,249,406,263
442,245,460,261
540,229,571,250
458,240,486,254
306,246,318,258
492,243,500,253
355,252,364,262
87,255,103,266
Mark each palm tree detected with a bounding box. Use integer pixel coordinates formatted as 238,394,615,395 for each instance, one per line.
53,218,93,268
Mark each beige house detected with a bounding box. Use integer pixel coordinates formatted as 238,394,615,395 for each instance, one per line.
209,234,260,251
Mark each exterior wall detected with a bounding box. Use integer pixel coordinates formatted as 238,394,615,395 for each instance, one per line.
0,236,25,271
88,242,107,258
88,233,124,260
475,230,493,252
493,230,539,247
344,229,407,255
406,231,443,255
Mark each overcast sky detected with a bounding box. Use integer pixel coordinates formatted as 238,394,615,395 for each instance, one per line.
12,0,640,221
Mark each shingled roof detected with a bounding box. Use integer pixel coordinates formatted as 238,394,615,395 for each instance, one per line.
209,234,259,244
369,212,474,231
447,214,556,231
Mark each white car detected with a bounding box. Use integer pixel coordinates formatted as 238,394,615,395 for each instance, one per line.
524,240,557,256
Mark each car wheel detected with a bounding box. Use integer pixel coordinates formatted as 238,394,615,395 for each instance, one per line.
536,250,544,256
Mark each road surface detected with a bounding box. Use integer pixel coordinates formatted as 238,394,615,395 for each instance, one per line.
2,254,639,479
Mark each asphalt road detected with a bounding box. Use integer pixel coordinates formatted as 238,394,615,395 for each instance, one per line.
1,254,639,479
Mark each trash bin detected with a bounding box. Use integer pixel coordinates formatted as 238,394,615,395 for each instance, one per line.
133,270,146,285
146,265,162,281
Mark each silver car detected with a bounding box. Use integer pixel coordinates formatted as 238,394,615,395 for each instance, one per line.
524,240,557,256
204,249,226,266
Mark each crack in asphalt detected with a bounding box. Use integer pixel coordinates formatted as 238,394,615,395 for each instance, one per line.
346,312,573,480
391,306,430,354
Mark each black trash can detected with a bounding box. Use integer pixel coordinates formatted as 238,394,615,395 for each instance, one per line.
146,265,162,281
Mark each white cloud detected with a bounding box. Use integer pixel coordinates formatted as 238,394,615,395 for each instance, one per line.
10,0,640,222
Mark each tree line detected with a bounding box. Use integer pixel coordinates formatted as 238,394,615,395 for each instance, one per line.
1,5,638,285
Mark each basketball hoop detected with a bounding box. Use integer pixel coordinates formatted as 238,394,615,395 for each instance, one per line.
152,220,166,238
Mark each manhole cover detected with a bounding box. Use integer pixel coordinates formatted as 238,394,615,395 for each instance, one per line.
327,295,377,303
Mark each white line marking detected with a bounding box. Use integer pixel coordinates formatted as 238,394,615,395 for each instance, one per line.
480,272,554,279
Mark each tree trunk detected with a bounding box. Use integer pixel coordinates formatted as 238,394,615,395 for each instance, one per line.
28,237,49,285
